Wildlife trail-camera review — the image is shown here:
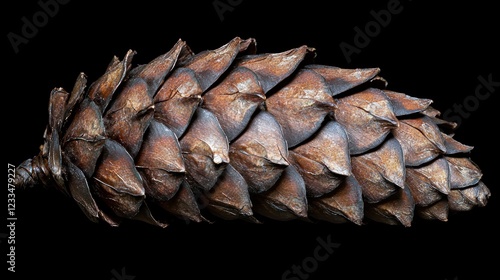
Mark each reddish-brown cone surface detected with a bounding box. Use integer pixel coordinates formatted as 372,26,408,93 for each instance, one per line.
14,37,491,227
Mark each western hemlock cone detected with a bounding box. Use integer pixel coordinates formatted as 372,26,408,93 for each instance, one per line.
14,37,491,227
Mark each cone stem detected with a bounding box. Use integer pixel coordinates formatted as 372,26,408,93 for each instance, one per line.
14,152,51,189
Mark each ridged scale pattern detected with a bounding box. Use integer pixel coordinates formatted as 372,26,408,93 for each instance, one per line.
14,37,491,227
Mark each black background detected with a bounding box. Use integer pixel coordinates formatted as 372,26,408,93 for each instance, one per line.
4,1,498,279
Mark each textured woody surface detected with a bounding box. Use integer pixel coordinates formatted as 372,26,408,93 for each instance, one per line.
14,37,490,227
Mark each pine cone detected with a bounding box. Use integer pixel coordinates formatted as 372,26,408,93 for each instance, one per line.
13,37,491,227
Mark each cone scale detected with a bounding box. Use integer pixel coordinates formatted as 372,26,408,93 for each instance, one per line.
13,37,491,227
